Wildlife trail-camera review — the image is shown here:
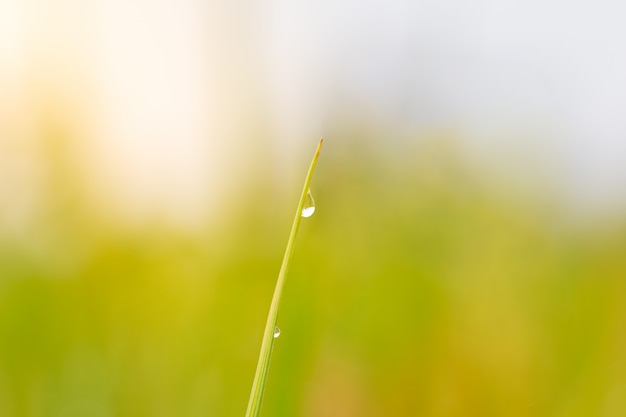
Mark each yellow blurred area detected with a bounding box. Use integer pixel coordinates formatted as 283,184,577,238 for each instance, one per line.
2,1,626,417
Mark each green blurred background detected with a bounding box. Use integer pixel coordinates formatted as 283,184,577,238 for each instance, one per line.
1,132,625,417
2,1,626,416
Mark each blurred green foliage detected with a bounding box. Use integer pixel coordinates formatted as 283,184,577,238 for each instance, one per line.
1,136,625,417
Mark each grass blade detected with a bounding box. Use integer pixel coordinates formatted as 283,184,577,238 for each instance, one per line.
244,138,323,417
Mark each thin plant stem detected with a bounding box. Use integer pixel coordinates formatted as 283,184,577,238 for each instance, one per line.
244,138,323,417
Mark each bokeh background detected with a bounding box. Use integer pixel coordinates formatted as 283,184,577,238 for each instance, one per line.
2,1,626,416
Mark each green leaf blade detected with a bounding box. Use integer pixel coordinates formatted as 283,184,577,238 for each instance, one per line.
244,139,323,417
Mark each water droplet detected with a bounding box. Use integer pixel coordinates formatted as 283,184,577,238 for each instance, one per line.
301,190,316,218
273,326,281,338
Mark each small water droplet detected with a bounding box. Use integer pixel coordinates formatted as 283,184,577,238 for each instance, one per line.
301,190,316,218
273,326,281,338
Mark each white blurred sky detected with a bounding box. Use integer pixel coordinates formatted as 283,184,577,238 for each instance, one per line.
1,0,626,228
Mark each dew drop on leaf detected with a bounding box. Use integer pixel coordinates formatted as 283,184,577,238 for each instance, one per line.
301,190,316,218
